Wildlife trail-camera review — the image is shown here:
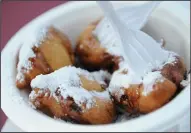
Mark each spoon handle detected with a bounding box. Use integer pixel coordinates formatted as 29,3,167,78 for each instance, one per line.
97,1,145,77
96,1,125,36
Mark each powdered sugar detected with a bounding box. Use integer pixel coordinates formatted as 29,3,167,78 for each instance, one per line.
164,51,177,65
93,1,160,57
29,89,44,101
16,26,49,82
90,91,111,100
93,19,125,57
29,90,37,101
142,71,164,96
108,58,172,97
59,85,94,109
9,91,24,104
94,20,177,81
30,66,111,109
108,63,142,95
180,73,190,87
16,44,36,82
91,70,111,85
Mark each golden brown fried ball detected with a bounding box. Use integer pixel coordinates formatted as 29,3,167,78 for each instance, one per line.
29,68,116,124
112,77,177,114
16,27,74,89
75,22,120,72
109,63,178,114
31,89,115,124
110,54,186,114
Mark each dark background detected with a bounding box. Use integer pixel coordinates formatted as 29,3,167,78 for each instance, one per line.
1,1,66,129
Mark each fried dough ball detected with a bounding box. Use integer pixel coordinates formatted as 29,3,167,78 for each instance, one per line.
115,79,177,114
16,27,74,89
110,52,186,114
75,22,121,72
109,67,177,114
29,66,116,124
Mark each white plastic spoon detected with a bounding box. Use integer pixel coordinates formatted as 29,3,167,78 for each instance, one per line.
96,1,168,77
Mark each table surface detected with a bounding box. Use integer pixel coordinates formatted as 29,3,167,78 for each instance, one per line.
0,1,66,129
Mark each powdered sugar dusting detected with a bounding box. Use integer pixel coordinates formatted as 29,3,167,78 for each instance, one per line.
108,59,172,97
29,90,37,101
59,85,94,109
90,91,111,100
7,85,24,104
10,93,24,104
16,26,49,82
16,43,36,82
52,93,59,102
142,71,164,96
93,20,125,57
94,20,177,80
108,63,142,95
30,66,111,109
29,89,44,102
91,70,111,85
112,89,125,102
181,73,190,87
16,72,26,82
164,51,177,65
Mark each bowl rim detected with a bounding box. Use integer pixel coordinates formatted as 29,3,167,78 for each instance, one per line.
1,1,190,132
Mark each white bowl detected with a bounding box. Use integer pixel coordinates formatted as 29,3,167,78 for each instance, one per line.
1,1,190,132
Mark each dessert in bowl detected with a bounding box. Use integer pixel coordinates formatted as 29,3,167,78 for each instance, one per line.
1,1,190,132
